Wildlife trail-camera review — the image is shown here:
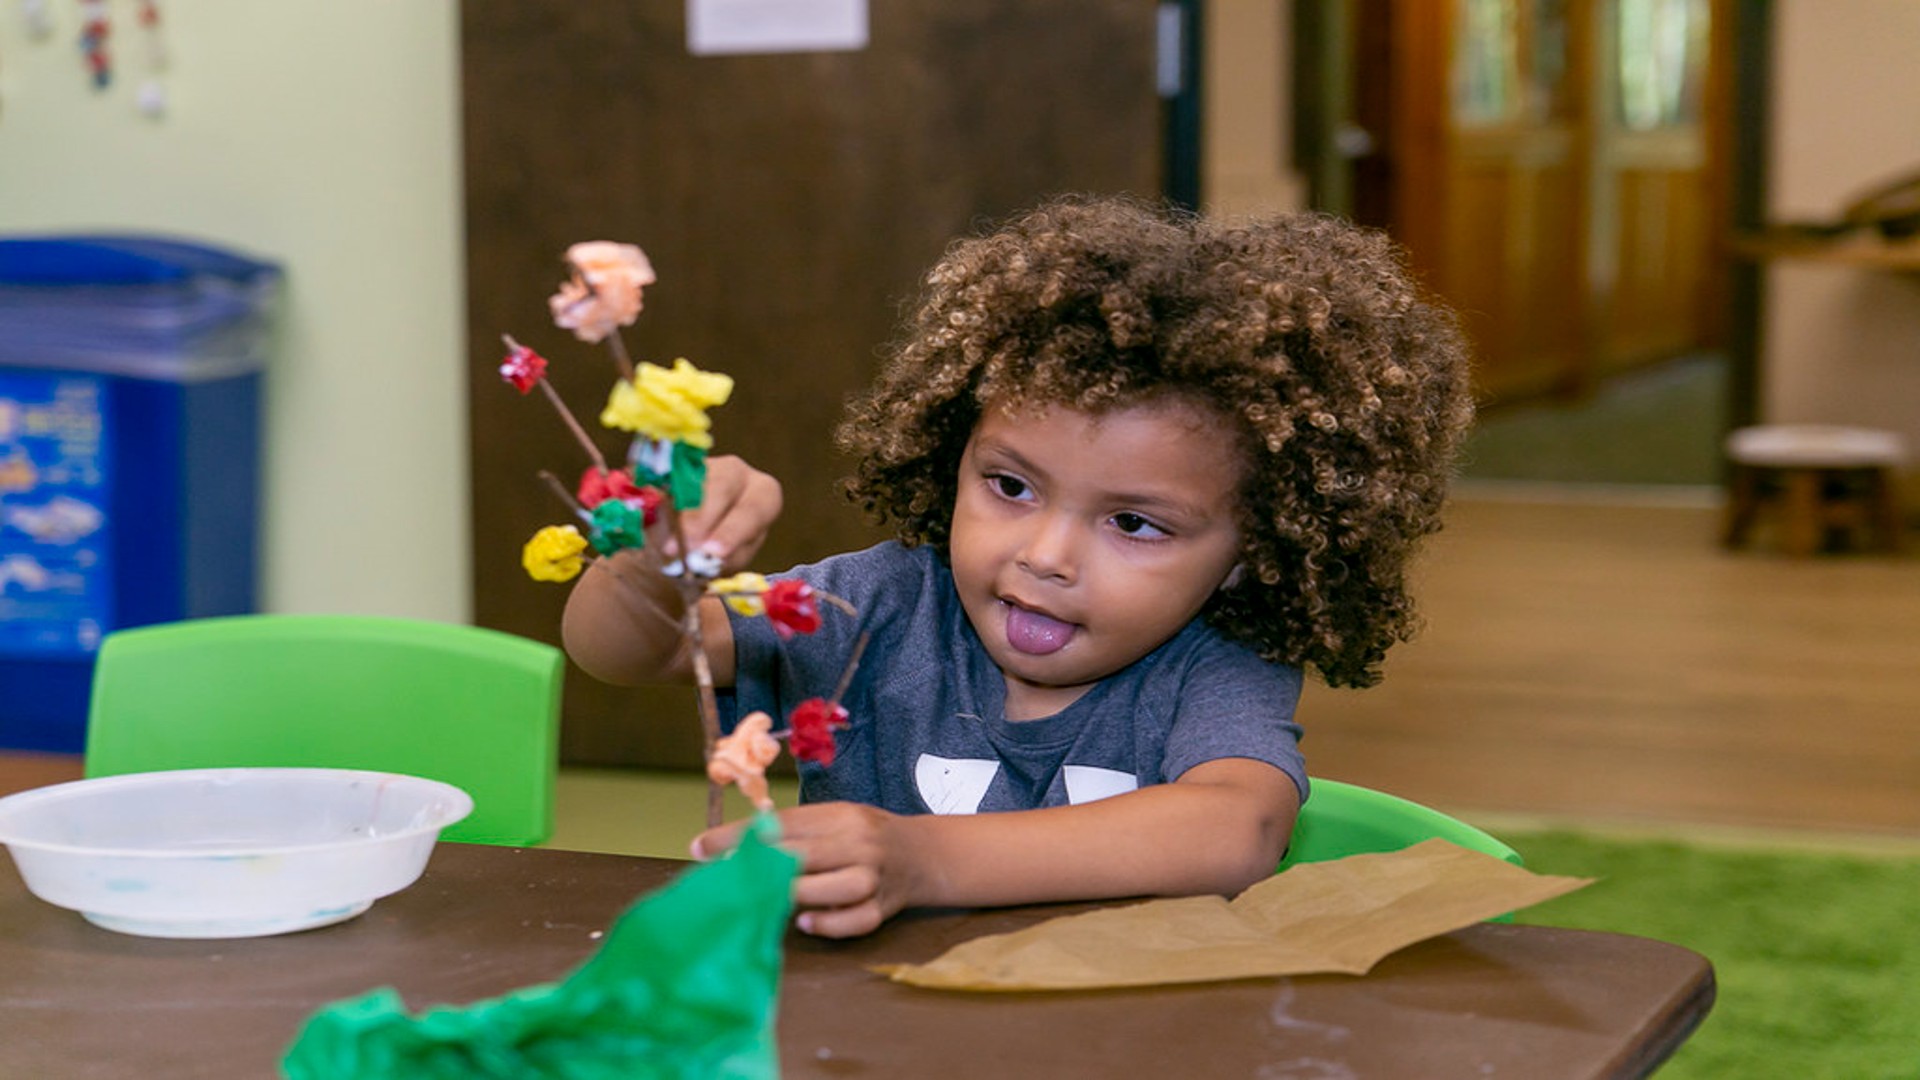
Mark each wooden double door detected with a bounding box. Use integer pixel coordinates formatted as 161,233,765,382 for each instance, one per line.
1318,0,1729,403
461,3,1165,767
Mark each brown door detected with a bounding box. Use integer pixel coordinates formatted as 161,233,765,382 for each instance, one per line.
1590,0,1725,372
1338,0,1724,403
462,3,1164,767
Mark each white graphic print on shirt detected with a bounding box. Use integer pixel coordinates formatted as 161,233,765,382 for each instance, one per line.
914,754,1140,813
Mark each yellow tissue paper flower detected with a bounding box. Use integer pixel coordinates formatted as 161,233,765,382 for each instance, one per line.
601,358,734,448
709,573,768,617
523,525,590,582
710,573,769,594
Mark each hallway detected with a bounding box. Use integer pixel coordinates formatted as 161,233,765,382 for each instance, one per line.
1304,493,1920,838
1461,353,1728,487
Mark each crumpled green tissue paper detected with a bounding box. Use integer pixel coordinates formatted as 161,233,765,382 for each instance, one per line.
281,816,798,1080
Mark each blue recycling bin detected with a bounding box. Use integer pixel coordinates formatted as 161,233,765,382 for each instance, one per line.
0,235,280,752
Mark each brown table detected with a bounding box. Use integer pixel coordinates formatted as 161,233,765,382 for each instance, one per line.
0,754,1714,1079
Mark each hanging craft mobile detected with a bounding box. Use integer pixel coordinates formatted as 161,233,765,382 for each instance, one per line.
502,242,863,828
23,0,54,40
133,0,164,117
76,0,108,88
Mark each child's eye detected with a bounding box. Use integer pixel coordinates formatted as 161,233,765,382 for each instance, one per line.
987,474,1032,501
1111,512,1169,539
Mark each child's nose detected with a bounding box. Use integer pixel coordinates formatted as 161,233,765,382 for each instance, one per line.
1015,513,1081,583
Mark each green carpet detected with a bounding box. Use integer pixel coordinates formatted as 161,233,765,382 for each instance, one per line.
1507,830,1920,1079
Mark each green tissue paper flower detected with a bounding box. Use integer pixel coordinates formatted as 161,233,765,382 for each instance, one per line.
588,498,647,555
635,442,709,511
281,818,798,1079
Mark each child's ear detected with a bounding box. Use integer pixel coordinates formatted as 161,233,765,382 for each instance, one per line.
1220,563,1246,591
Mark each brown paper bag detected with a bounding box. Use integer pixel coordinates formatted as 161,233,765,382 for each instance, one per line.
876,839,1590,991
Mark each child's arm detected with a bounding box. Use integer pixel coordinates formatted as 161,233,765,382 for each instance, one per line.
693,757,1300,938
560,454,781,687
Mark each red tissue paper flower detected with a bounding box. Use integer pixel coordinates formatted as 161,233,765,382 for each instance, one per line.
499,343,549,394
763,579,821,639
577,468,662,524
787,698,849,766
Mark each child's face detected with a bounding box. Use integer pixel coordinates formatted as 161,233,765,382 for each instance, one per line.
950,396,1245,718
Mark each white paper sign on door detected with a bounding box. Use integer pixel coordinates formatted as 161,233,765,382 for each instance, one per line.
687,0,869,56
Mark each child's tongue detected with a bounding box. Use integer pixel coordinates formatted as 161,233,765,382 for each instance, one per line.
1005,604,1074,655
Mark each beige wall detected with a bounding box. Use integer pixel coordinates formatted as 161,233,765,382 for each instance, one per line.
0,1,468,622
1203,0,1307,217
1765,0,1920,502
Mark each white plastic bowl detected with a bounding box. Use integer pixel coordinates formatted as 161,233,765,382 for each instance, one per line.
0,767,472,939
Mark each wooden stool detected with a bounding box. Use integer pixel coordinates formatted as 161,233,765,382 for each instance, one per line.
1723,424,1907,556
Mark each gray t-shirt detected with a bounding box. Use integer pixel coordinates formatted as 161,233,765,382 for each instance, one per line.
723,541,1307,815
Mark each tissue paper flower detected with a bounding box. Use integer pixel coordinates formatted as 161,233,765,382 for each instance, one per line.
589,499,646,555
577,468,661,525
522,525,590,582
708,712,783,812
549,242,656,344
710,573,771,618
499,342,549,394
600,359,734,449
707,576,826,640
762,579,821,640
786,698,849,766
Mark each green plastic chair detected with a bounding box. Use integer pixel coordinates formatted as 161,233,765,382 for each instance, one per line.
1278,777,1521,871
84,614,563,846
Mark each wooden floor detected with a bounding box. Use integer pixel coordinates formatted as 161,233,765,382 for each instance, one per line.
1305,489,1920,839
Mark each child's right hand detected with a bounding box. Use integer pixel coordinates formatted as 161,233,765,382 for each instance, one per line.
692,801,929,939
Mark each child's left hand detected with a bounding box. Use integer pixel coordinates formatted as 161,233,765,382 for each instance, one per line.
666,453,783,574
692,801,925,939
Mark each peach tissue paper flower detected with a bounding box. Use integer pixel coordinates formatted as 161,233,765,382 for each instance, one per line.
601,358,735,448
522,524,590,582
708,711,783,811
549,241,656,344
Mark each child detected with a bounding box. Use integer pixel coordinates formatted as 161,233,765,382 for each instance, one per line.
563,195,1473,938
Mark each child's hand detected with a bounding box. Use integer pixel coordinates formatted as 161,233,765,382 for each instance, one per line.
693,801,924,939
562,455,774,687
666,454,783,574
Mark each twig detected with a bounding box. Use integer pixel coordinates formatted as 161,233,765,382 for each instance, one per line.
684,600,725,830
605,332,636,385
829,631,870,707
536,470,591,522
503,333,609,472
540,379,610,472
663,499,726,829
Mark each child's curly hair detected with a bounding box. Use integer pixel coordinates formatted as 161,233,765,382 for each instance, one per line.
836,195,1473,688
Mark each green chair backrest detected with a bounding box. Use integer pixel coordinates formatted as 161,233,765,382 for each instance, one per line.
84,614,563,846
1278,777,1521,871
